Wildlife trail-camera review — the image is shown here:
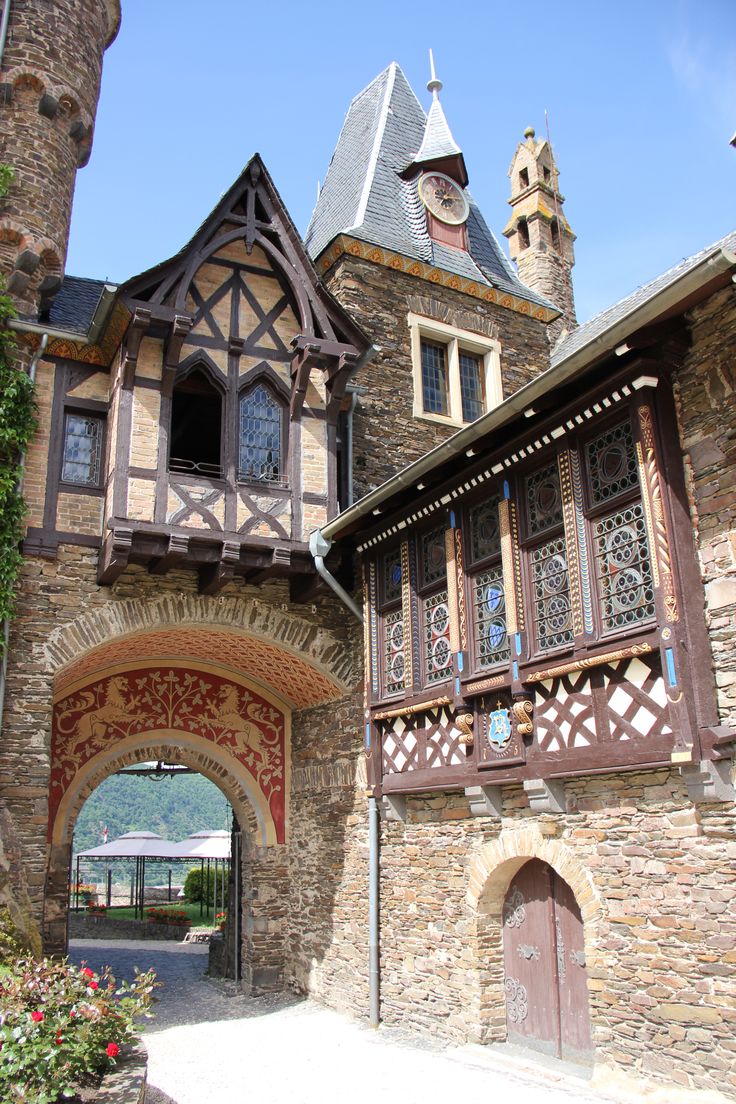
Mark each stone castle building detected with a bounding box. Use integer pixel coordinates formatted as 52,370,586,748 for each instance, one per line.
0,3,734,1099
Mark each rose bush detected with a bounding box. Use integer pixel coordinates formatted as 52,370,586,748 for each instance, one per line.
0,955,156,1103
145,907,191,927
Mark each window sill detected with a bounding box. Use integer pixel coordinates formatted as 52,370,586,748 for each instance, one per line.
58,481,105,497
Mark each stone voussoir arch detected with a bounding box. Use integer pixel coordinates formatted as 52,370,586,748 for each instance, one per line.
467,826,604,926
43,593,357,691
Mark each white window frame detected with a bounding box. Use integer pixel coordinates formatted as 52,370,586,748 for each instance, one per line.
408,312,502,427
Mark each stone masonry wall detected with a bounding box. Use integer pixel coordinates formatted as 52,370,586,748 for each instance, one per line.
377,770,736,1098
674,286,736,729
323,258,551,499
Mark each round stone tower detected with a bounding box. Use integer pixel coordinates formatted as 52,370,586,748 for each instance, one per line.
0,0,121,316
503,126,576,344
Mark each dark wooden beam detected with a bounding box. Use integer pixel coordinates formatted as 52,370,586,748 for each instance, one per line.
97,527,134,585
149,533,190,576
121,308,152,390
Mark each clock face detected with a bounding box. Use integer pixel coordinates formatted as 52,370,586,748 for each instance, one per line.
418,172,469,226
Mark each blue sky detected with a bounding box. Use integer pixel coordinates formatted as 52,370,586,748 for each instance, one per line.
66,0,735,324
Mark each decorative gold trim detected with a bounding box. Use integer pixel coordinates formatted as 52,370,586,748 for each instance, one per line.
499,498,518,637
318,235,559,324
455,528,468,653
636,405,679,623
558,449,583,638
456,712,474,746
374,695,452,721
400,540,413,690
526,642,654,683
445,527,460,654
465,674,506,694
511,699,534,737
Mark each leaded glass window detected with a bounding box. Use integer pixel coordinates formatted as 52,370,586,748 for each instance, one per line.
61,413,103,486
593,502,655,631
383,608,406,696
420,526,446,587
420,341,449,416
473,566,510,667
469,498,501,562
531,535,574,651
586,420,639,505
423,589,452,684
526,462,564,536
459,351,484,422
238,384,282,483
382,550,402,604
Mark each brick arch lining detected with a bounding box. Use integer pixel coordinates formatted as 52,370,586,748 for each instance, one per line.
44,594,357,705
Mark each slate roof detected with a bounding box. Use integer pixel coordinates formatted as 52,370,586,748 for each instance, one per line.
305,63,556,312
413,95,462,163
22,275,114,334
551,229,736,367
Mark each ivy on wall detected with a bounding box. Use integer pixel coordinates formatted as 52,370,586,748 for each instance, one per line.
0,166,38,637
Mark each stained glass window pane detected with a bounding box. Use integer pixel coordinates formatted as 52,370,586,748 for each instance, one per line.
586,420,639,506
61,413,103,485
459,351,484,422
593,502,655,631
420,526,446,587
423,589,452,684
383,609,406,695
526,462,564,536
531,535,574,651
382,551,402,605
238,384,282,482
469,497,501,563
473,566,509,668
421,341,448,415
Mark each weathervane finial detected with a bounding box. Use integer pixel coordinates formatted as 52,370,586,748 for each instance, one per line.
427,48,443,98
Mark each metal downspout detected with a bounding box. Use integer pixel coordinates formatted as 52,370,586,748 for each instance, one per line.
0,1,11,69
308,528,363,624
0,332,47,734
308,528,380,1025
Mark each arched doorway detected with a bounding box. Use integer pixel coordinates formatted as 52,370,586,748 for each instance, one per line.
502,859,591,1061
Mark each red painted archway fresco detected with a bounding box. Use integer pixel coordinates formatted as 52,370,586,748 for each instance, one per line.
50,665,286,844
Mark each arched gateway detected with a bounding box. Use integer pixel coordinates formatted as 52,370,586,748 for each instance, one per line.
43,603,356,978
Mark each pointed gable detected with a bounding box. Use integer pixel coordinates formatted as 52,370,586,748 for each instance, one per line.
306,64,555,312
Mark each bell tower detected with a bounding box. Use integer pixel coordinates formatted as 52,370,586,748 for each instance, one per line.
504,126,576,341
0,0,120,317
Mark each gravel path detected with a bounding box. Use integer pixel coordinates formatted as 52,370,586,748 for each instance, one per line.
69,939,639,1104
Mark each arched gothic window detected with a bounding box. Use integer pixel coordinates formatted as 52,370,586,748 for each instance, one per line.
169,368,223,477
239,383,284,483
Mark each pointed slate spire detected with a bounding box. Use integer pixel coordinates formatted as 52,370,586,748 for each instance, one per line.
403,51,468,185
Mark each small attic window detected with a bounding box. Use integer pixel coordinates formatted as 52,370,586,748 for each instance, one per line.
518,218,530,250
519,167,529,189
169,368,223,478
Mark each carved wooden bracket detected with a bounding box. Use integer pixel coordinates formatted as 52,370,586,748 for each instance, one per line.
290,335,360,423
97,526,134,585
162,314,193,396
198,540,241,596
121,308,152,390
456,712,474,747
149,533,190,576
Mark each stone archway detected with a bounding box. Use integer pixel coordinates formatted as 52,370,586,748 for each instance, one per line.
465,827,604,1049
45,657,294,980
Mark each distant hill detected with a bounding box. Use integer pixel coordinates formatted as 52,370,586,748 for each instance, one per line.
73,771,232,854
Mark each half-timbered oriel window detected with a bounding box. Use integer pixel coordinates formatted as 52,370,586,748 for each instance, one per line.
366,407,658,706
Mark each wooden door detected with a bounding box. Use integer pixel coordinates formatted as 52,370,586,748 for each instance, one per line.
502,860,591,1060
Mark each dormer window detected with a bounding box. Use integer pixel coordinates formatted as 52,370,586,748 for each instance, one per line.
239,382,285,485
170,368,223,478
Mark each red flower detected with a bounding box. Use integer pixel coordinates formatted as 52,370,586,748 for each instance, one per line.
88,980,99,990
82,967,94,978
30,1010,44,1023
105,1043,119,1058
55,1032,63,1045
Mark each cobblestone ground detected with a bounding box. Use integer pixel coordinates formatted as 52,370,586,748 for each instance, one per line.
69,939,650,1104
